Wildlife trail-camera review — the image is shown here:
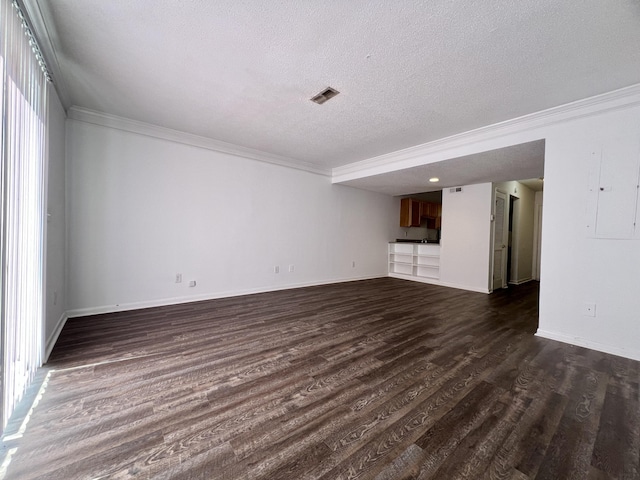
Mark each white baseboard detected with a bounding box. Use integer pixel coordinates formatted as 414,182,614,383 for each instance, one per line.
388,273,442,287
437,280,491,294
508,277,533,286
45,312,68,362
66,275,384,319
388,273,490,294
536,329,640,361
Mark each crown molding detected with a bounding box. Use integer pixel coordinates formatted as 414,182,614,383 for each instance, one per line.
67,107,332,177
332,83,640,182
21,0,72,108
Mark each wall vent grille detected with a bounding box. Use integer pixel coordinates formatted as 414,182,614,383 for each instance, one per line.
449,187,463,193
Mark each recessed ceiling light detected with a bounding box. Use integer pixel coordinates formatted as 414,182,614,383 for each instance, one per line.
429,177,439,182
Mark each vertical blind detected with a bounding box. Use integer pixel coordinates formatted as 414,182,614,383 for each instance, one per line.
0,0,49,431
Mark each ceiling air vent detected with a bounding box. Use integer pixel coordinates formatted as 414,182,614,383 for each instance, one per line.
310,87,340,105
449,187,463,193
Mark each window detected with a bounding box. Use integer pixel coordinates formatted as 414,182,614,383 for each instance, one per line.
0,0,49,431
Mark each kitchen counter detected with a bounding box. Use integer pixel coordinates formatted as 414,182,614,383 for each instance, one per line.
393,239,439,244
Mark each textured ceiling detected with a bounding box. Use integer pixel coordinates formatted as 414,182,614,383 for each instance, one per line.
339,141,546,196
32,0,640,176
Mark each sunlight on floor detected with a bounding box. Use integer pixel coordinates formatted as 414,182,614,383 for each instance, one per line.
0,370,51,480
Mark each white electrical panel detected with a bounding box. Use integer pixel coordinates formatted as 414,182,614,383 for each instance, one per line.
586,135,640,239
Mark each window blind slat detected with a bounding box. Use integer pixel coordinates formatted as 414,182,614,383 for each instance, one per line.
0,0,48,431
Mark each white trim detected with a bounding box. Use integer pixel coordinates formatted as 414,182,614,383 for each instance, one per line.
66,275,383,318
44,312,68,362
67,107,332,177
389,273,441,287
536,329,640,362
532,194,543,281
388,273,490,294
508,277,533,286
333,83,640,182
21,0,72,108
492,189,509,290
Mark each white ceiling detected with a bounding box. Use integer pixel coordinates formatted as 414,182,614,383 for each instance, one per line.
29,0,640,189
340,140,546,196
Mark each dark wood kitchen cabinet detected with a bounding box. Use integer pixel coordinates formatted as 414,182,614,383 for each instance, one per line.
420,202,439,218
400,198,421,227
400,198,442,228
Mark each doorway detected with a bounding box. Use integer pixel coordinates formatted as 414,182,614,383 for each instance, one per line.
492,190,509,290
506,195,518,284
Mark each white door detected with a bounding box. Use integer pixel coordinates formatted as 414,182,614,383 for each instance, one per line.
492,190,509,290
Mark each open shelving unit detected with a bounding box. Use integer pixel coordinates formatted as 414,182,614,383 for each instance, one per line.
388,242,440,283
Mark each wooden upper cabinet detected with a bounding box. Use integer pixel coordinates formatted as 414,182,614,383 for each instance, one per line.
419,202,429,218
401,198,442,227
400,198,421,227
421,202,439,218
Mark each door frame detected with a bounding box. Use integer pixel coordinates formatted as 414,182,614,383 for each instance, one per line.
491,189,509,291
532,193,543,280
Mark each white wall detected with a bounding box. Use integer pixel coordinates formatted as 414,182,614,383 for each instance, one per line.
532,191,543,280
66,119,397,315
539,105,640,360
64,87,640,360
45,90,67,356
398,226,429,241
439,183,492,293
493,180,536,284
335,85,640,361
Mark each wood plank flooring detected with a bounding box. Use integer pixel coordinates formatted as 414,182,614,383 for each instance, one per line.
2,278,639,479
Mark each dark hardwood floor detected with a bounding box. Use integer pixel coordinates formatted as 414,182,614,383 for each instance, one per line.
2,278,639,479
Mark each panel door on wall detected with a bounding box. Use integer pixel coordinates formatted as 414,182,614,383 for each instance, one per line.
492,190,508,290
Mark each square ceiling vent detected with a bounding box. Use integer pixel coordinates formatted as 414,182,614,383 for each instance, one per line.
310,87,340,105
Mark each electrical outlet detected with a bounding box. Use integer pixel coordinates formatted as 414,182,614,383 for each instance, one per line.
582,303,596,317
175,273,182,283
274,266,279,274
352,261,356,268
288,264,295,273
53,290,58,306
189,280,196,287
